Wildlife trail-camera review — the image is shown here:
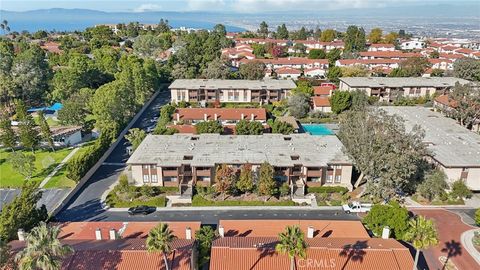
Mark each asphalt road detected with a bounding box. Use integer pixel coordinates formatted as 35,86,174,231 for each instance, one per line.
63,208,360,225
55,90,171,222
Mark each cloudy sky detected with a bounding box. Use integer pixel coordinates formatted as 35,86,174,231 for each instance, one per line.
2,0,477,13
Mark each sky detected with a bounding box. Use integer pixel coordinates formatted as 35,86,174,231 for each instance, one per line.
1,0,478,13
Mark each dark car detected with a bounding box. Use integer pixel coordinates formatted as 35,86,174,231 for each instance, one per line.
127,205,156,215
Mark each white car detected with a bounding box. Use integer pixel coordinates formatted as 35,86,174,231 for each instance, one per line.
342,202,372,214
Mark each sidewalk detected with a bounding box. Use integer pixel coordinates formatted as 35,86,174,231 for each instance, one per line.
39,147,80,188
461,229,480,266
107,205,343,212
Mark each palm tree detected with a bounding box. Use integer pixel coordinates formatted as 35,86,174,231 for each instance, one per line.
146,223,177,270
15,222,73,270
275,225,308,270
404,216,439,270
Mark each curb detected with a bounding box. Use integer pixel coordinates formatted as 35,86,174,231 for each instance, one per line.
461,229,480,265
107,206,343,212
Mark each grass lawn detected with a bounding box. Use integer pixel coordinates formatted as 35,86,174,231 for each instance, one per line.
43,141,96,189
106,194,166,208
191,195,296,206
0,147,73,188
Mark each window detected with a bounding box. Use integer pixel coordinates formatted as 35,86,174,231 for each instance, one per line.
334,175,341,183
143,174,149,183
326,175,333,183
151,174,158,183
142,165,149,169
150,164,156,169
164,177,177,182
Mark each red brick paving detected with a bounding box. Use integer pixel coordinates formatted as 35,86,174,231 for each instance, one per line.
412,209,479,270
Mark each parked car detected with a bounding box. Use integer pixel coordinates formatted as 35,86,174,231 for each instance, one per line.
127,205,156,215
342,201,372,214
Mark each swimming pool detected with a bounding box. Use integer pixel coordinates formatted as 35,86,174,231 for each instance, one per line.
301,124,335,135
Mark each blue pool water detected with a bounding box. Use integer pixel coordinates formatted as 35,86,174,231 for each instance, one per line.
301,124,334,136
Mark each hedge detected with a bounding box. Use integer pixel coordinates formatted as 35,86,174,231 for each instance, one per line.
191,195,296,206
65,135,111,182
306,186,348,194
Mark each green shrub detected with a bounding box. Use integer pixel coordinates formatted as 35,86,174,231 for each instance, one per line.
118,174,130,193
475,209,480,226
450,180,472,199
140,185,157,197
363,201,410,240
307,186,348,194
106,192,166,208
191,195,295,206
279,182,290,197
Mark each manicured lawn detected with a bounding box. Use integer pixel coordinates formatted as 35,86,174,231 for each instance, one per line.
43,141,97,188
191,195,296,206
0,147,73,188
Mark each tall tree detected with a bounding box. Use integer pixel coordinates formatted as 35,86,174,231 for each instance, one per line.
239,60,266,80
235,120,264,135
9,152,36,180
271,120,295,135
214,164,236,200
57,88,94,128
156,18,171,33
0,182,48,241
320,29,336,42
330,91,352,114
202,58,230,79
344,25,366,53
453,58,480,81
257,162,276,197
288,93,310,119
368,28,383,43
15,222,73,270
146,223,177,270
236,164,254,193
258,21,269,37
275,225,307,270
0,109,16,151
195,120,224,134
404,216,439,270
384,32,399,44
15,100,39,152
389,57,430,77
338,108,427,198
195,226,217,268
38,111,54,151
444,83,480,128
276,24,289,39
308,49,326,59
327,66,342,84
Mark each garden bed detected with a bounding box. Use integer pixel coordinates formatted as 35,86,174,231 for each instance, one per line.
411,194,464,205
105,182,177,208
306,186,349,206
191,195,296,206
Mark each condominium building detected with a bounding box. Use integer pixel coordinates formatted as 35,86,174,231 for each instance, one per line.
339,77,470,102
382,106,480,190
169,79,296,103
126,134,353,195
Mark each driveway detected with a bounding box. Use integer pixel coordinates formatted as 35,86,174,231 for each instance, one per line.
412,209,479,270
55,91,171,221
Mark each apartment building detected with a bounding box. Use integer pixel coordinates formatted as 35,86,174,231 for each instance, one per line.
10,221,200,270
126,134,353,195
339,77,470,102
312,85,336,113
382,106,480,190
210,219,414,270
169,79,296,103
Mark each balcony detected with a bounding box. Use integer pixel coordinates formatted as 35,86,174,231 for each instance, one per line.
163,170,178,177
307,170,322,177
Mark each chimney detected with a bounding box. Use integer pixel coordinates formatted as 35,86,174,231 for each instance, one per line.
251,113,254,121
17,229,25,241
382,226,390,239
241,113,244,120
109,228,117,240
176,113,180,122
186,227,192,240
307,226,314,239
214,113,218,121
218,226,224,237
204,113,208,121
95,228,102,240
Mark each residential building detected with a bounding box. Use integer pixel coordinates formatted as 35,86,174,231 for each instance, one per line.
169,79,296,104
359,51,421,60
312,85,336,113
239,57,329,70
339,77,470,102
9,221,200,270
210,219,414,270
368,43,396,52
51,126,83,146
382,106,480,190
335,59,401,70
126,134,353,196
400,39,426,50
171,108,268,134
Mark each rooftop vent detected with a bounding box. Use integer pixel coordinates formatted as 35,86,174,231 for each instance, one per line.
291,155,300,161
191,137,199,141
284,137,292,141
183,155,193,160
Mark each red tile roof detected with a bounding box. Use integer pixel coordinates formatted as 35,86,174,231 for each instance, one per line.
439,53,465,60
314,86,334,96
359,51,421,58
276,67,302,74
168,124,197,134
434,94,457,108
241,57,328,66
210,237,414,270
312,97,331,107
219,220,369,238
175,108,267,121
337,59,401,65
369,43,395,48
40,41,63,54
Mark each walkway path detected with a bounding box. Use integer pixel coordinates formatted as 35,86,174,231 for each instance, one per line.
39,147,79,188
412,209,479,270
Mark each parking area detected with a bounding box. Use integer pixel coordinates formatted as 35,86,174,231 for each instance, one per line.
0,188,71,212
